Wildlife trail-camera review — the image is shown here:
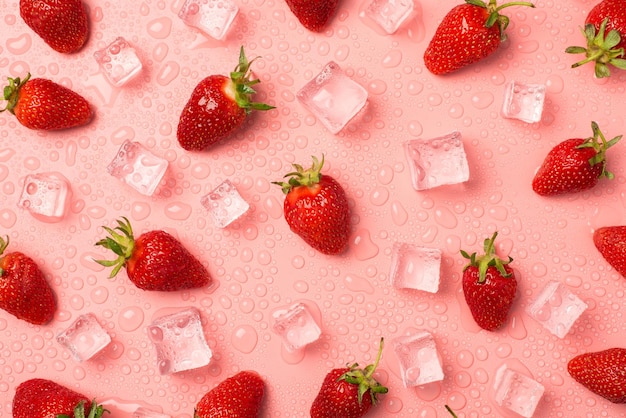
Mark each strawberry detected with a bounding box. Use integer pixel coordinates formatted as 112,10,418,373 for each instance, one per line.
12,378,107,418
567,348,626,403
274,155,350,255
593,226,626,277
20,0,89,53
566,0,626,78
94,217,212,291
0,236,56,325
310,338,387,418
1,73,92,130
176,46,273,151
283,0,339,32
194,370,265,417
461,232,517,331
423,0,534,75
532,122,621,196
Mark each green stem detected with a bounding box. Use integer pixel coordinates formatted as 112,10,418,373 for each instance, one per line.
365,338,384,379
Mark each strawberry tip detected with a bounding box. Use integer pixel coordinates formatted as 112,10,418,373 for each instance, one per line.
1,73,31,114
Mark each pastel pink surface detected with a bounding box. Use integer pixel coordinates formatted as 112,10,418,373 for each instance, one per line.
1,0,626,417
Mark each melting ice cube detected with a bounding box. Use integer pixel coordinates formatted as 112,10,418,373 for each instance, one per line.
392,330,444,387
501,81,546,123
147,307,212,375
362,0,415,34
201,179,250,228
297,61,368,134
493,364,545,418
18,172,72,223
272,303,321,352
404,131,470,191
178,0,239,40
94,37,143,87
107,140,168,196
526,280,587,338
56,313,112,362
389,243,441,293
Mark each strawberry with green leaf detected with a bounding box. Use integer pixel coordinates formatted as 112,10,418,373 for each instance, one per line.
177,46,274,151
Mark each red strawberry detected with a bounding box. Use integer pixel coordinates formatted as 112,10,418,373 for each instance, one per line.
12,378,107,418
20,0,89,53
461,232,517,331
566,0,626,78
423,0,534,75
284,0,339,32
176,46,274,151
593,226,626,277
194,370,265,417
274,155,350,255
532,122,621,196
94,217,212,291
0,236,56,325
567,348,626,403
1,73,92,130
310,338,387,418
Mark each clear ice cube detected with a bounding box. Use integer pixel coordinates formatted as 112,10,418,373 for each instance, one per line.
389,243,441,293
501,81,546,123
18,172,72,223
494,365,545,418
200,179,250,228
362,0,415,34
133,407,171,418
272,303,321,352
94,37,143,87
107,140,168,196
297,61,368,134
147,307,212,375
526,280,588,338
392,330,444,387
178,0,239,41
404,131,470,191
56,313,112,362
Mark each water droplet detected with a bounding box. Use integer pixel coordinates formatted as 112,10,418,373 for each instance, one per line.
344,274,375,294
382,50,402,68
119,306,144,332
471,91,494,109
231,325,258,354
351,229,379,260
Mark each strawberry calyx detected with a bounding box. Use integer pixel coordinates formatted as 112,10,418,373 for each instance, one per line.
339,338,388,405
273,155,324,195
577,121,622,180
230,46,275,114
461,231,512,283
93,217,136,278
467,0,535,40
1,73,31,115
566,18,626,78
56,399,109,418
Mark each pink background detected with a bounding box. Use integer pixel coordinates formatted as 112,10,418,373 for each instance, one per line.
1,0,626,416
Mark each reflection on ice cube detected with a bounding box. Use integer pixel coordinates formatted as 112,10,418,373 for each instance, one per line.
56,313,112,362
201,179,250,228
133,407,172,418
390,243,441,293
362,0,415,34
493,364,545,418
392,330,444,387
18,172,72,223
526,280,587,338
178,0,239,40
297,61,368,134
94,37,143,87
147,307,212,375
107,140,168,196
501,81,546,123
404,131,470,191
272,303,321,352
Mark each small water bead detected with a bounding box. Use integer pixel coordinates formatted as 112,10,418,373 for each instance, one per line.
231,325,258,354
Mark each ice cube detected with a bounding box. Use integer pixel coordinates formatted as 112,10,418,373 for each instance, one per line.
297,61,368,134
526,280,587,338
362,0,415,34
56,313,112,362
389,243,441,293
107,140,168,196
392,330,444,387
133,407,171,418
501,81,546,123
201,179,250,228
94,37,143,87
404,131,470,191
272,303,321,352
178,0,239,41
147,307,212,375
494,365,545,418
18,172,72,223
